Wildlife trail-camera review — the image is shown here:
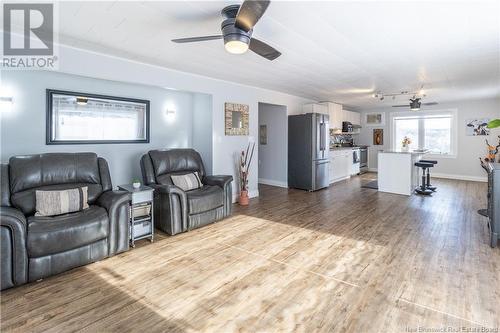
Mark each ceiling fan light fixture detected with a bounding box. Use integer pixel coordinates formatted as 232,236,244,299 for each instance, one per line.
224,40,249,54
410,99,421,111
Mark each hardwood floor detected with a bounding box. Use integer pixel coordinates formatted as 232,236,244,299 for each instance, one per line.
1,174,499,332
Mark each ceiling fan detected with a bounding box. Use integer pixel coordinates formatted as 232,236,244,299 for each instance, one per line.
171,0,281,61
392,97,438,111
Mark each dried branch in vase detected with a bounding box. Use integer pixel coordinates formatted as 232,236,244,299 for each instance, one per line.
239,142,255,192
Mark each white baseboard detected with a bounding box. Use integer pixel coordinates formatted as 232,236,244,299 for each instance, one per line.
432,173,487,183
368,168,378,173
258,178,288,188
330,176,350,184
232,189,259,203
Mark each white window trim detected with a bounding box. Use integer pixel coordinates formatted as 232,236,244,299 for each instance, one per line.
389,109,458,159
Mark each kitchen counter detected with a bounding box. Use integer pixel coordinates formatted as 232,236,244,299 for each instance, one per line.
380,149,429,155
330,145,367,150
377,150,428,195
330,147,355,151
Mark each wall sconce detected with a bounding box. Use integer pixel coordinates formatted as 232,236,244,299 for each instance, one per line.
0,96,14,112
165,109,176,121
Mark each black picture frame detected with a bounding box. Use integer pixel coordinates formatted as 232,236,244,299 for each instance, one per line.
46,89,150,145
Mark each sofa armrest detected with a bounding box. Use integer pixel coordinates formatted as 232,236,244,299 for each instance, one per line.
0,206,28,289
151,184,186,197
97,191,131,256
203,175,233,217
203,175,233,188
150,184,188,233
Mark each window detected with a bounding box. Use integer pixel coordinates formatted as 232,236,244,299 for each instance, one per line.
47,90,150,144
391,110,457,156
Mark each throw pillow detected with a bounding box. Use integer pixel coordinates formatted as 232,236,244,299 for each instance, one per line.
171,172,203,191
35,187,89,216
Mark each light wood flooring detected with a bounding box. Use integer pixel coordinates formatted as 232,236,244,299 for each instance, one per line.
1,174,499,332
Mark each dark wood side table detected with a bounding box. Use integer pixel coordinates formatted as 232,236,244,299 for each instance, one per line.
118,184,154,247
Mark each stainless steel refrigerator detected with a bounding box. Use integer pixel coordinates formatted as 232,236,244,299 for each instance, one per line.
288,113,330,191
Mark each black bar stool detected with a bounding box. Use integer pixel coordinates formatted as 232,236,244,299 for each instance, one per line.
415,162,434,195
420,159,438,191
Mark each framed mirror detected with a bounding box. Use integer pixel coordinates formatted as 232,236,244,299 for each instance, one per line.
225,102,249,135
46,89,150,144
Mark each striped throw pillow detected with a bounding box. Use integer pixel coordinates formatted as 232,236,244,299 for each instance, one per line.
170,172,203,191
35,187,89,217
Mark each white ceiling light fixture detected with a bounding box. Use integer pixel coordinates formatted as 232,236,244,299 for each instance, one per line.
373,86,428,101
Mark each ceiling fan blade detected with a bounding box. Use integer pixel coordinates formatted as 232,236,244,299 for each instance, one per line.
392,105,409,108
235,0,270,32
422,102,439,106
249,38,281,60
171,35,223,43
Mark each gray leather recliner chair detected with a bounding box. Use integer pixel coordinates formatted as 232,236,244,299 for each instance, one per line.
0,153,130,290
140,149,233,235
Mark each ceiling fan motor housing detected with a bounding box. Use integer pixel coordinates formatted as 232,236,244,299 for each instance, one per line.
221,18,252,47
221,4,240,19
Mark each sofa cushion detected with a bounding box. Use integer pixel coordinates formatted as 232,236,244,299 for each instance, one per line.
171,172,203,192
186,185,223,215
148,149,205,180
8,153,105,215
27,206,109,257
35,187,89,216
9,153,101,194
11,183,102,216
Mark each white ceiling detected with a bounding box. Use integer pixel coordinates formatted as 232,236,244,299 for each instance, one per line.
44,1,500,107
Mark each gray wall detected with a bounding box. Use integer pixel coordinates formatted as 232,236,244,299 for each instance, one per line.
357,97,500,181
0,70,212,186
258,102,288,186
192,93,213,175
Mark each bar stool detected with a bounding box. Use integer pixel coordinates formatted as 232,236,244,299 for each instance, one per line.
415,162,434,195
420,159,438,191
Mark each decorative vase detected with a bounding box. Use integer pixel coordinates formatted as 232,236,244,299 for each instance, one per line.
239,190,249,206
132,182,141,189
401,145,409,152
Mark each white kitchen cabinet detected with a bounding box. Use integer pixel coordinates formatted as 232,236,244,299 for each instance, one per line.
342,110,361,125
303,103,328,115
319,102,342,130
329,149,352,183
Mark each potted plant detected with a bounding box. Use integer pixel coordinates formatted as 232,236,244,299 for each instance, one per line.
487,119,500,129
238,142,255,206
132,178,141,189
401,136,411,152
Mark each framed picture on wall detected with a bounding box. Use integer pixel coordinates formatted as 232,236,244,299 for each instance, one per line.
365,112,385,126
225,102,249,136
259,125,267,145
46,89,150,144
466,118,490,136
373,129,384,145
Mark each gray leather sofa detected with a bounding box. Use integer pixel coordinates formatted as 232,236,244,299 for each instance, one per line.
0,153,130,290
140,149,233,235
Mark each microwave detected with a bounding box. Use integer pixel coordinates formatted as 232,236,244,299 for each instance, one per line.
342,121,353,133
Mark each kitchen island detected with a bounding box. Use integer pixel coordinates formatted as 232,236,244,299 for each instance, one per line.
378,150,429,196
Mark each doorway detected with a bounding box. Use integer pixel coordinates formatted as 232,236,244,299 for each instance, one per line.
258,102,288,187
